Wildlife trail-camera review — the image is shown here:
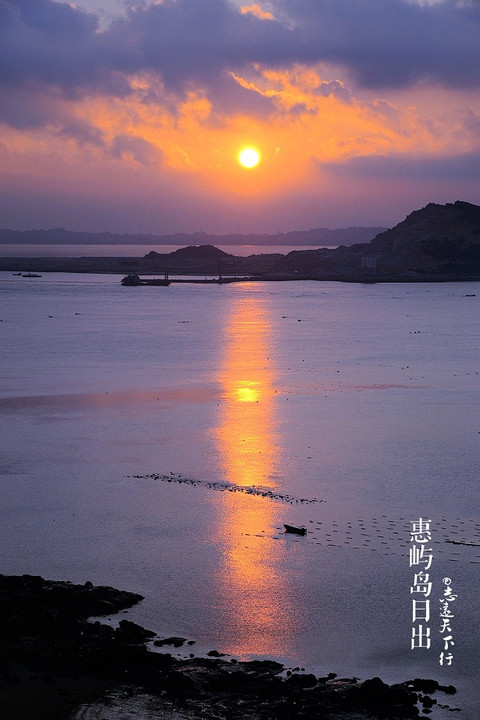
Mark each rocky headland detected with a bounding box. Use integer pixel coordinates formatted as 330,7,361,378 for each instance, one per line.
1,201,479,282
0,574,459,719
269,200,480,281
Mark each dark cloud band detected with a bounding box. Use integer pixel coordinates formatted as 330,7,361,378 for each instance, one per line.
1,0,480,102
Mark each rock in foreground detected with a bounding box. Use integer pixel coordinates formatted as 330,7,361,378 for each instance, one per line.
0,574,456,719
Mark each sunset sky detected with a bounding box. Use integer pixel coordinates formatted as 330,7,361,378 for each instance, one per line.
1,0,480,234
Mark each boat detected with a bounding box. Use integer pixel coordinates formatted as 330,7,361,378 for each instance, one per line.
121,274,141,286
284,524,307,536
121,273,170,286
22,273,42,278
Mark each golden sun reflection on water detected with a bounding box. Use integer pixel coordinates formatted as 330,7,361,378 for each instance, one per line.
212,295,298,658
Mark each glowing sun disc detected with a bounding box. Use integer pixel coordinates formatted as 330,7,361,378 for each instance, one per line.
238,147,260,168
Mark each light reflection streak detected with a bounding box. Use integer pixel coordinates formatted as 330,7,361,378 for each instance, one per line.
213,294,297,658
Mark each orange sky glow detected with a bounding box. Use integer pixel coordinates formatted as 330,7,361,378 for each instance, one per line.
1,0,479,233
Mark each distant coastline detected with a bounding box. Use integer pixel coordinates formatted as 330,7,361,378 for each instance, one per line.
0,225,384,248
1,201,480,282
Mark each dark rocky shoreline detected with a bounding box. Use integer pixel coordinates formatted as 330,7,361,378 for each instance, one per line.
0,574,459,719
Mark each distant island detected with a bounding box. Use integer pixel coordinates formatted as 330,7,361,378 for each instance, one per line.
0,225,384,249
1,201,480,282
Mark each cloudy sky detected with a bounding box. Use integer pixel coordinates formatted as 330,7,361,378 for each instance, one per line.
1,0,479,234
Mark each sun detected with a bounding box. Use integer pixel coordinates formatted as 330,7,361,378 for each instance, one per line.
238,146,261,168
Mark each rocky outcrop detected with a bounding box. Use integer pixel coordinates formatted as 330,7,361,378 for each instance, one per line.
271,201,480,280
0,574,459,720
367,201,480,277
147,244,231,260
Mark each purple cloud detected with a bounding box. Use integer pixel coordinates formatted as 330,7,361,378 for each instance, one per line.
0,0,101,93
324,151,480,181
1,0,480,105
280,0,480,89
111,134,162,165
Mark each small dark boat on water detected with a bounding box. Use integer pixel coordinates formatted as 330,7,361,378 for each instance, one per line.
22,273,42,278
121,273,170,286
284,524,307,536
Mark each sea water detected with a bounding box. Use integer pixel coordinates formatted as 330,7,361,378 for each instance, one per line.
0,272,479,717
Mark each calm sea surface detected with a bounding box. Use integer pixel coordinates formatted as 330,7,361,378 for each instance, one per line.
0,273,479,717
